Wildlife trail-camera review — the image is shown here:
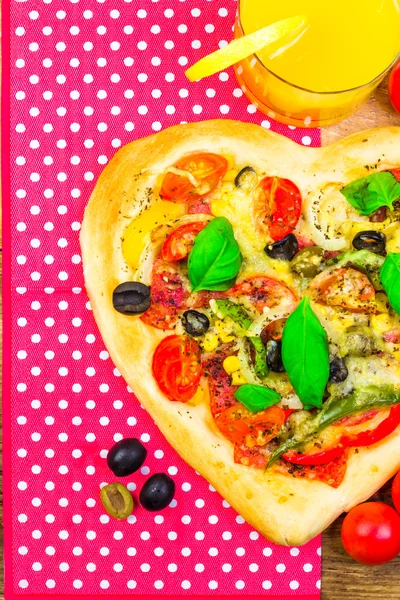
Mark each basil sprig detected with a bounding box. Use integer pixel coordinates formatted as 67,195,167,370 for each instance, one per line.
340,172,400,215
381,253,400,314
282,297,329,410
234,384,281,413
188,217,242,293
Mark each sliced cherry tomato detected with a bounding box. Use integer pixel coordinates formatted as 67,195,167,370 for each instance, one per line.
392,471,400,513
310,267,376,312
389,62,400,114
140,258,189,330
341,502,400,565
229,276,298,313
152,335,202,402
159,153,228,213
161,221,207,262
282,446,345,466
215,404,285,447
254,176,302,241
390,169,400,183
341,405,400,448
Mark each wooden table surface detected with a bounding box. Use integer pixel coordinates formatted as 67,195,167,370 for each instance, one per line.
2,76,400,600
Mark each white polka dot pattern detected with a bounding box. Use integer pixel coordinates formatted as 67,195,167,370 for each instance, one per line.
6,0,321,596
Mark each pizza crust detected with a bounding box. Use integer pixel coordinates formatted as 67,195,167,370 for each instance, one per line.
80,120,400,546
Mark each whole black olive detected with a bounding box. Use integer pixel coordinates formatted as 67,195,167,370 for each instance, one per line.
234,166,257,191
112,282,151,315
100,483,134,520
329,356,348,383
352,230,386,256
182,310,210,337
107,438,147,477
140,473,175,512
265,234,299,261
266,340,285,372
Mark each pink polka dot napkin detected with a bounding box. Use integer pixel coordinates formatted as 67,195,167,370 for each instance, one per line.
3,1,321,599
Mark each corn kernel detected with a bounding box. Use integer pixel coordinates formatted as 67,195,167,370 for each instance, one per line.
214,319,235,343
201,332,220,353
223,356,241,375
231,371,247,385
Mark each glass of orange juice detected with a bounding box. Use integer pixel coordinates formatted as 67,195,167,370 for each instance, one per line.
234,0,400,127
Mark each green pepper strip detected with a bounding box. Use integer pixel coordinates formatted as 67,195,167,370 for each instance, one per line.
325,249,385,290
215,299,267,379
267,384,400,468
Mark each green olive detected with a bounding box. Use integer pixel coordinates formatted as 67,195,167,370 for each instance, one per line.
100,483,134,520
290,246,324,278
342,326,377,357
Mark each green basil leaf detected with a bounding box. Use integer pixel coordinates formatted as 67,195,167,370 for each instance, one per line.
381,253,400,314
234,384,281,413
188,217,242,292
281,297,329,409
340,172,400,215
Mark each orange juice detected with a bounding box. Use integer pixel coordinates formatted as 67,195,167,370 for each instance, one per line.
235,0,400,126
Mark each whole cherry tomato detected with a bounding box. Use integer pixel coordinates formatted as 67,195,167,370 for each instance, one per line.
389,62,400,114
341,502,400,565
392,471,400,513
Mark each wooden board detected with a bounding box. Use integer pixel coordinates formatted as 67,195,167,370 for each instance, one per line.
1,76,400,600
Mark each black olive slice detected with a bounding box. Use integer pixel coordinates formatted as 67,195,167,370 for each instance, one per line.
329,356,348,383
264,234,299,261
107,438,147,477
352,230,386,256
234,166,257,191
113,282,151,315
100,483,134,520
140,473,175,512
266,340,285,373
182,310,210,337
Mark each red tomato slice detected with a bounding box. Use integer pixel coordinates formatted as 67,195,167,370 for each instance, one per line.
390,168,400,183
230,276,298,313
389,61,400,114
161,221,207,262
254,176,302,241
341,502,400,565
309,267,376,312
159,153,228,212
152,335,202,402
215,404,285,448
140,259,189,330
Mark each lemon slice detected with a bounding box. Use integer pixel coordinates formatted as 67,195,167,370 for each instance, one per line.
185,15,307,82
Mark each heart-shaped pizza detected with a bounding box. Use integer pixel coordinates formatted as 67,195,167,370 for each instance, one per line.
80,120,400,546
